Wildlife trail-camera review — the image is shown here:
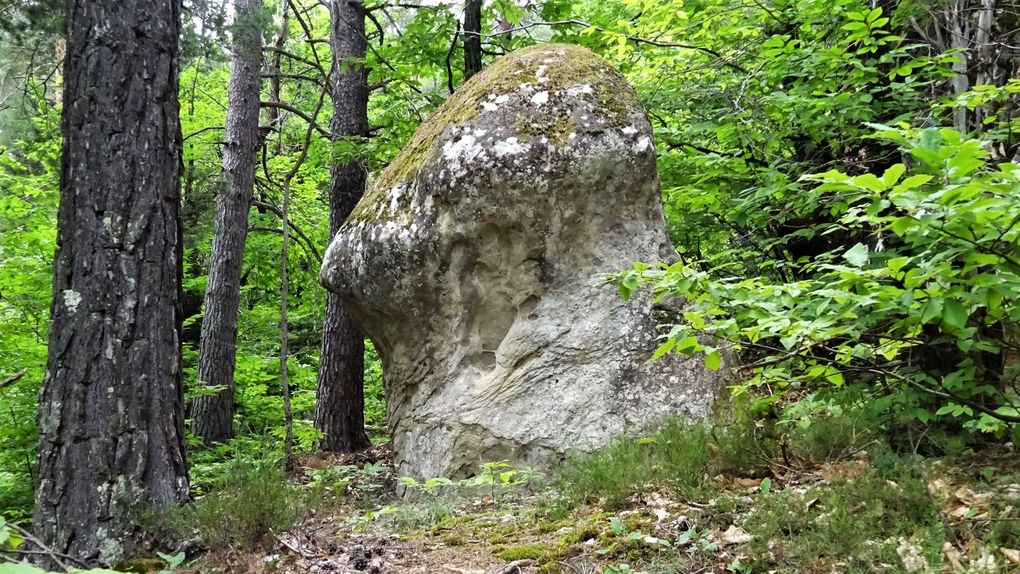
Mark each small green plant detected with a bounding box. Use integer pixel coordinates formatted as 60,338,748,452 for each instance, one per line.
398,461,541,503
462,461,541,500
397,475,456,498
154,458,305,550
155,551,185,574
307,464,357,497
675,526,718,555
348,504,400,532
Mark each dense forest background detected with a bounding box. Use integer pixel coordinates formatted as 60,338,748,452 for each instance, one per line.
1,0,1019,572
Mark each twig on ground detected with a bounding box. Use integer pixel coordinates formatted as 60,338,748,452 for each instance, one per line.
0,369,26,390
6,522,91,572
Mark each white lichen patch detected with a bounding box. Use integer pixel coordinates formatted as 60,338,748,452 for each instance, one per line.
62,289,82,315
531,91,550,107
442,133,486,176
481,102,499,112
389,183,407,214
535,64,549,84
492,137,527,158
633,136,653,153
622,126,638,135
567,84,594,97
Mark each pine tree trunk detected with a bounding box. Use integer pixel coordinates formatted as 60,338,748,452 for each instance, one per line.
464,0,483,79
191,0,264,443
33,0,189,564
315,0,370,453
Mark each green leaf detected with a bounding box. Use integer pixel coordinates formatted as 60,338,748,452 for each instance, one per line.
880,164,905,186
759,477,772,494
610,517,625,535
704,350,722,371
942,299,969,330
843,243,869,267
889,216,915,236
619,274,638,301
0,566,48,574
652,339,676,360
887,256,910,273
921,298,944,324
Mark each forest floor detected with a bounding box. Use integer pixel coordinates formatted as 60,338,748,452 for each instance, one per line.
177,438,1020,574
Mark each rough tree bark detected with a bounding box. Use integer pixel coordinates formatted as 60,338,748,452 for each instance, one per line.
463,0,483,79
191,0,264,443
33,0,189,564
315,0,370,452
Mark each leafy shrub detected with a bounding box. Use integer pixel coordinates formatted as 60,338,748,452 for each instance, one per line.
618,126,1020,439
780,393,882,461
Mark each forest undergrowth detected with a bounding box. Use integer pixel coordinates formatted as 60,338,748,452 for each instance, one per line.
11,411,1015,574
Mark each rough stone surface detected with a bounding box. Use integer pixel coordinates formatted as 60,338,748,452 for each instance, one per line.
321,43,721,478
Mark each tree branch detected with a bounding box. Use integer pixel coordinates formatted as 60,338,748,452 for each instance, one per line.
251,199,324,262
0,369,26,390
260,100,334,139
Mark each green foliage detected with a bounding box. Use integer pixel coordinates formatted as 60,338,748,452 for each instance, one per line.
364,341,386,436
0,113,59,519
306,459,392,506
618,126,1020,436
396,461,542,502
0,516,26,553
153,458,305,550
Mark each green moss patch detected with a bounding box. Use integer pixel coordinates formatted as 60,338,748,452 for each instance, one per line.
352,43,644,224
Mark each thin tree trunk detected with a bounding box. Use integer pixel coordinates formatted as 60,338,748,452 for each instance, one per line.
315,0,370,453
948,0,971,132
191,0,264,444
268,0,288,153
464,0,483,79
276,7,331,468
280,156,294,470
33,0,189,564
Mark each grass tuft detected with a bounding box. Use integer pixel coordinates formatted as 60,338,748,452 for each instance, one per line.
148,458,306,550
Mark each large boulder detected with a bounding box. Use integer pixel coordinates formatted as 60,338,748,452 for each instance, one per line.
321,43,720,478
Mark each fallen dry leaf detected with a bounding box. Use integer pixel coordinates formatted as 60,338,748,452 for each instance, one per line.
1001,548,1020,564
818,458,870,483
718,525,753,546
943,542,964,573
954,486,993,507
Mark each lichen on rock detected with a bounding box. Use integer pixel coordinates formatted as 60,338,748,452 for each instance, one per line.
321,43,721,479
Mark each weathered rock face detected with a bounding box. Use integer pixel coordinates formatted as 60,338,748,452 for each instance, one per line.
321,43,720,478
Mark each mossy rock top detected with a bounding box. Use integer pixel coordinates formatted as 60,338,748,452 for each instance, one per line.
351,42,647,223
